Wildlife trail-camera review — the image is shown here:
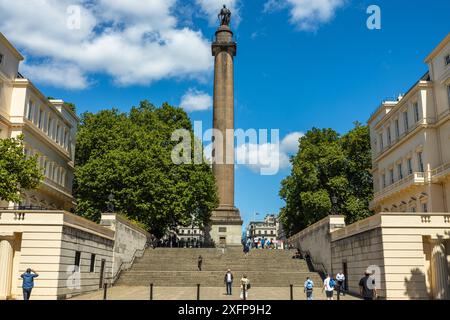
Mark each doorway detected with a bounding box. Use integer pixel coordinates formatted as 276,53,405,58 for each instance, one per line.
99,259,106,289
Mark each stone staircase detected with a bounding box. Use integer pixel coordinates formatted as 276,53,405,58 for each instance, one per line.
115,248,323,287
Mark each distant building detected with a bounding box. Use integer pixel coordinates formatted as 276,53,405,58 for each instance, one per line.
0,32,77,211
246,214,284,247
160,224,205,247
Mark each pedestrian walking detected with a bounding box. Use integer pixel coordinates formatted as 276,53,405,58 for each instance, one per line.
197,255,203,271
224,269,234,295
240,274,250,300
21,268,39,300
336,271,346,297
359,271,377,300
322,274,335,300
304,277,314,300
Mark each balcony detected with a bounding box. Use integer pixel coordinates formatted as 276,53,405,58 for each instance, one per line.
430,161,450,183
370,172,426,208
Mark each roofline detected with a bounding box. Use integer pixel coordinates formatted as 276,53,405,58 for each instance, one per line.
0,32,24,61
367,71,431,124
424,32,450,63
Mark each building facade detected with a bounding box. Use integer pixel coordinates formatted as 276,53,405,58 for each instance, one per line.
246,214,283,246
288,34,450,300
368,33,450,214
0,32,77,211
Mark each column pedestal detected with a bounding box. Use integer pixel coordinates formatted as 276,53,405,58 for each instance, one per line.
431,240,449,300
0,237,15,300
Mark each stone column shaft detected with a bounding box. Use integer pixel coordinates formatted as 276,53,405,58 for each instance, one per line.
431,240,449,300
213,47,235,207
0,238,14,300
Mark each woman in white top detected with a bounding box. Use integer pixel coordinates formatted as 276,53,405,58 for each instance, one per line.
240,275,250,300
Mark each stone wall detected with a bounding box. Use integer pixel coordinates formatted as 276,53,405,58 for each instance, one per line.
288,212,450,300
0,210,114,300
331,227,386,298
288,216,346,274
100,213,150,282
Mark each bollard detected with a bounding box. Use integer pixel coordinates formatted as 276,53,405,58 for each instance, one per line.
150,283,153,300
197,284,200,300
290,284,294,300
103,283,108,300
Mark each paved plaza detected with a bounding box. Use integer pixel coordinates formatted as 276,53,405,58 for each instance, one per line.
71,286,360,301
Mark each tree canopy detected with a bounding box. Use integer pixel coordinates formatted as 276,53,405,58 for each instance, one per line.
279,123,373,237
0,135,43,203
73,100,218,237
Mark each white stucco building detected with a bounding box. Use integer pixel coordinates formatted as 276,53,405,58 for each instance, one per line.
0,32,77,211
368,33,450,214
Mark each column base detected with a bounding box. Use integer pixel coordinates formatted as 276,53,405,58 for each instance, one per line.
207,206,243,247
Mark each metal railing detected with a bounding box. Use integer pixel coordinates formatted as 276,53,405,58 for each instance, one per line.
373,172,425,201
109,241,151,285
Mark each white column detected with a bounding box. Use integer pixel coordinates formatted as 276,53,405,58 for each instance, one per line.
431,240,449,300
0,238,14,300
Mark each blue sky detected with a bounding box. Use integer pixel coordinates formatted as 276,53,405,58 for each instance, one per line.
1,0,449,229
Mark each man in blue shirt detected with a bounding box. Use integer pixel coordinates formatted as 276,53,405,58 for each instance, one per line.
21,268,39,300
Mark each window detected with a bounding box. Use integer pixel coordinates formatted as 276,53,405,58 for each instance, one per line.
395,119,400,139
74,251,81,268
411,207,416,213
417,152,424,172
386,126,392,145
445,54,450,65
397,163,403,180
219,227,227,233
403,111,409,132
379,133,384,151
447,85,450,107
47,118,52,135
407,158,413,175
90,254,96,273
38,108,44,129
389,169,394,184
382,174,386,188
56,124,60,143
413,103,420,123
27,101,34,120
0,53,3,64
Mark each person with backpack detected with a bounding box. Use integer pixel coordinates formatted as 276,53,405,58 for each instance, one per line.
322,274,335,300
304,277,314,300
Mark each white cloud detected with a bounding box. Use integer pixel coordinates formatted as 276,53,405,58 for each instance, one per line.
180,89,212,112
0,0,213,89
264,0,345,31
20,61,89,90
235,131,303,175
280,131,303,153
196,0,241,26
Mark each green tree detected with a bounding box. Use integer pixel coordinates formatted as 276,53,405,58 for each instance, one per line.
73,100,218,237
279,123,373,236
0,135,43,203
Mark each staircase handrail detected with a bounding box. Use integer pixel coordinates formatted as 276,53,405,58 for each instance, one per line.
109,240,151,285
297,246,327,278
